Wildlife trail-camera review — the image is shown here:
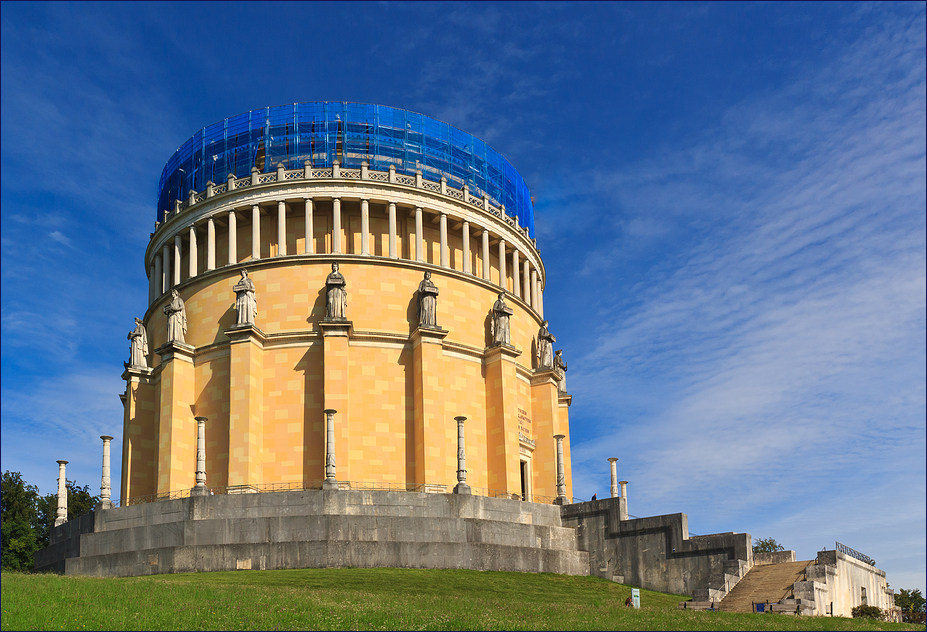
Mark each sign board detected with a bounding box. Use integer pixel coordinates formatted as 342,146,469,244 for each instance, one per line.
631,588,640,609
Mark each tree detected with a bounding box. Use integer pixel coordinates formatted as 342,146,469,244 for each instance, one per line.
1,471,100,570
752,537,785,555
1,471,41,570
895,589,926,623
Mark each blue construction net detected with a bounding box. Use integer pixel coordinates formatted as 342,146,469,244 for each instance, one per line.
157,102,535,236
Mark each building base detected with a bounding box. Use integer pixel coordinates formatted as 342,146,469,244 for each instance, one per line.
35,490,588,578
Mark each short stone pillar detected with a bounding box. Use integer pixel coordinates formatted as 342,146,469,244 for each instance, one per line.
323,409,338,490
608,457,619,498
619,480,629,520
191,416,209,496
99,436,113,509
55,460,68,527
554,434,567,504
453,416,471,495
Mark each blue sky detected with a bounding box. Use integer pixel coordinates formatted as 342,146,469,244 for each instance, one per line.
2,2,924,589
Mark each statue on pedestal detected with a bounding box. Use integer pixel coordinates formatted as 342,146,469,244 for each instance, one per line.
325,262,347,320
417,271,439,328
163,289,187,344
554,349,568,393
126,317,148,369
491,292,513,346
536,320,555,368
233,269,257,327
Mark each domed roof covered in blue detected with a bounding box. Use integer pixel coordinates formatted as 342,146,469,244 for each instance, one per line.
157,102,535,236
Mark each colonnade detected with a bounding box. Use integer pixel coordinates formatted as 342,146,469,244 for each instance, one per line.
148,196,544,316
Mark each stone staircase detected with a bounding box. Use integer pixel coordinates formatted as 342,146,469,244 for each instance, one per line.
718,561,811,613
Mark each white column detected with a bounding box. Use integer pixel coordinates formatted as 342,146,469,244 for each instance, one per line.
538,281,544,318
304,198,314,254
154,254,162,298
439,213,448,267
481,230,490,280
462,221,471,274
360,199,370,255
512,249,520,297
173,234,182,286
55,460,68,527
498,238,506,289
251,205,260,260
323,409,338,489
192,416,208,495
523,260,531,306
414,206,423,262
148,264,155,304
454,416,470,495
277,200,286,257
332,198,342,254
609,458,619,498
619,481,629,519
388,202,397,258
206,217,216,271
162,245,171,291
188,226,198,278
554,434,566,501
530,269,539,311
228,210,238,265
100,436,113,509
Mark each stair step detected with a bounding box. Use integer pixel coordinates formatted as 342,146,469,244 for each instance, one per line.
719,561,813,613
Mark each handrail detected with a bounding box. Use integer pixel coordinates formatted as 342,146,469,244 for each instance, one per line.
836,541,875,566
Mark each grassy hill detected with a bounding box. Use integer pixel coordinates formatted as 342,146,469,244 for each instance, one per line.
1,568,915,631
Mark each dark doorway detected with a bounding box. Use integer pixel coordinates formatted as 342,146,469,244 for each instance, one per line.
520,461,528,501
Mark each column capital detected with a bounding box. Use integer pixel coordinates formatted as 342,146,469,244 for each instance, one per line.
121,366,155,383
608,457,619,463
155,341,195,363
410,326,448,346
483,343,521,362
224,324,267,346
530,367,559,387
318,319,354,337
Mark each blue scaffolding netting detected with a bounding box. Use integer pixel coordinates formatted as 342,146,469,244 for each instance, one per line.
157,102,535,237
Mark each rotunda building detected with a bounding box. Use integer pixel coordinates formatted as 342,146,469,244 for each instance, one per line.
120,102,572,505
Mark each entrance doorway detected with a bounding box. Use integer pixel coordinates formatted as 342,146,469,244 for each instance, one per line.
520,460,528,501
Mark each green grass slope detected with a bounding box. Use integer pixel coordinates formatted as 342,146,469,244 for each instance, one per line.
1,568,916,631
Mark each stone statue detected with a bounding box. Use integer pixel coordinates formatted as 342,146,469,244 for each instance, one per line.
325,262,347,320
233,269,257,327
126,317,148,369
417,271,439,328
554,349,568,393
490,292,513,346
163,289,187,344
536,320,555,368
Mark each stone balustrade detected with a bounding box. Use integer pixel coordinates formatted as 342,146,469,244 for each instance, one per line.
145,160,546,315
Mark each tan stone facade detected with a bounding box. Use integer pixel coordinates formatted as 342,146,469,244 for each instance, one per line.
122,167,572,504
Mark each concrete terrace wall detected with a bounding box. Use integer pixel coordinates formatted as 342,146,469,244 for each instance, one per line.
34,490,589,578
795,550,895,617
561,497,753,598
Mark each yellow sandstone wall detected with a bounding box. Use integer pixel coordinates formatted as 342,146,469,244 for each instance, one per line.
126,219,571,503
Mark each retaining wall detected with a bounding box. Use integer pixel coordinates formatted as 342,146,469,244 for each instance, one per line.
561,497,753,598
34,490,588,578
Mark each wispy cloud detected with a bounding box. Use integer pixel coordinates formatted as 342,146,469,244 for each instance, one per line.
563,6,926,553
